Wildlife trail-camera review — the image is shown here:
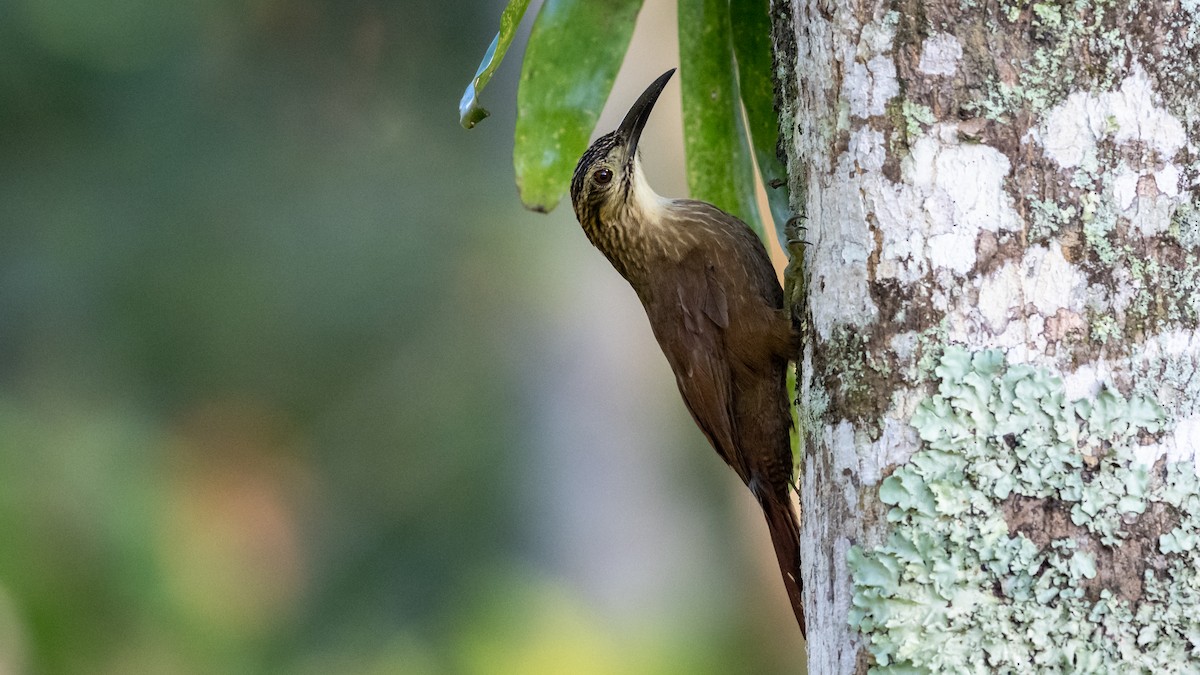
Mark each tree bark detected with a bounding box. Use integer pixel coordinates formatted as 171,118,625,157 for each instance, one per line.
773,1,1200,671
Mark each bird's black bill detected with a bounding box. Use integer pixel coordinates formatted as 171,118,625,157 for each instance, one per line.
617,68,676,158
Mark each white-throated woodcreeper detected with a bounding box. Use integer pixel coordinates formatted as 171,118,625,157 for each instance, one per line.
569,69,804,635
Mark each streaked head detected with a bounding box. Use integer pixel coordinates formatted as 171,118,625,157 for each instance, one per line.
570,69,675,230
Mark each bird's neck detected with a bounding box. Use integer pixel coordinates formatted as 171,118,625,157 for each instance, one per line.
584,163,676,284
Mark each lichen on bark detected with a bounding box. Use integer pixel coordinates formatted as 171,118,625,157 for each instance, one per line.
848,347,1200,673
779,0,1200,671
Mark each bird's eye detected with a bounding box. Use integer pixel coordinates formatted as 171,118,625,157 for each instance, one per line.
593,168,613,185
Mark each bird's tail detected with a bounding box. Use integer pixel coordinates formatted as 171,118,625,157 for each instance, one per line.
758,487,806,637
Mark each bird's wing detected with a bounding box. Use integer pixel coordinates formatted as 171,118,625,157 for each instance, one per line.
645,249,746,479
673,200,784,310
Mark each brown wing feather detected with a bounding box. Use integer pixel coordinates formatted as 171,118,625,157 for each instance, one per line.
669,200,794,361
642,249,749,481
672,200,783,308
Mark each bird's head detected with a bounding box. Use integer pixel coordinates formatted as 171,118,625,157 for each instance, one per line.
570,68,675,237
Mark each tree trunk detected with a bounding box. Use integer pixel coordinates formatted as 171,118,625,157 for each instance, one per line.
772,1,1200,671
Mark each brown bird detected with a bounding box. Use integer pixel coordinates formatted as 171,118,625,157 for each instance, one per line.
569,69,804,635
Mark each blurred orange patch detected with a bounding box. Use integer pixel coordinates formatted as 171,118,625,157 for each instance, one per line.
156,397,311,639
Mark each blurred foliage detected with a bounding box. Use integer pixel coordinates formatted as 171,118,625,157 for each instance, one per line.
0,0,800,672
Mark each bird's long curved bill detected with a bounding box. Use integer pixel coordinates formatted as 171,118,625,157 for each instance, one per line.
617,68,676,157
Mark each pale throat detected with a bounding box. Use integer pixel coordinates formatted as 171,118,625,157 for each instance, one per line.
625,155,671,222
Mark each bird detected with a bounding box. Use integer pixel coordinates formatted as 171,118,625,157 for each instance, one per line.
569,68,804,635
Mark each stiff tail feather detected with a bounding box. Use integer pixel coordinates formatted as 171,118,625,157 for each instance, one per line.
761,492,805,636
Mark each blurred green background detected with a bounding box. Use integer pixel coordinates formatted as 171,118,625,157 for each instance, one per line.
0,0,803,672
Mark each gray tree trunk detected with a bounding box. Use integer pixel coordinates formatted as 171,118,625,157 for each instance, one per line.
772,1,1200,671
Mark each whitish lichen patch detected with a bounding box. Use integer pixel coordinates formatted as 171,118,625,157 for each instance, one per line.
1014,60,1198,345
939,242,1088,362
1030,62,1189,260
808,178,880,338
917,33,962,77
846,56,900,120
849,347,1200,673
1034,64,1188,247
907,129,1020,236
1040,65,1186,171
809,10,914,339
860,389,924,486
977,262,1021,334
1130,330,1200,431
844,12,900,120
864,125,1022,294
1024,243,1088,317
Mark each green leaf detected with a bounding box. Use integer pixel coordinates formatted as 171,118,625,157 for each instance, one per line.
730,0,790,244
459,0,533,129
678,0,763,237
513,0,645,212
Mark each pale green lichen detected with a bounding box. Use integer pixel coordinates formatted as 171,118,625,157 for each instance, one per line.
827,325,869,401
1080,191,1120,266
1070,155,1199,334
827,324,896,405
1089,313,1118,344
1153,2,1200,193
1126,253,1200,327
884,99,923,155
1170,203,1200,250
806,382,830,431
900,101,935,139
1130,348,1200,422
1028,198,1079,240
976,0,1200,260
1031,2,1064,27
912,319,949,383
971,0,1124,121
849,347,1200,673
1065,154,1200,335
